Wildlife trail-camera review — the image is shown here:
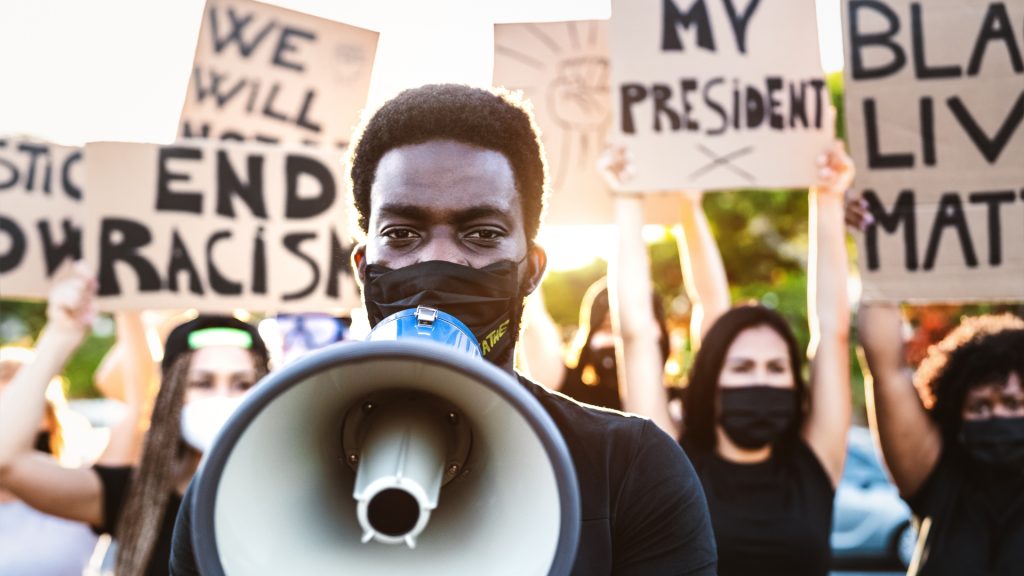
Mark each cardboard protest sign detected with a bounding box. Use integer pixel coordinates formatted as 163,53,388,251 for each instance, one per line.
494,20,682,224
0,138,83,299
179,0,378,148
609,0,833,192
843,0,1024,302
83,141,361,312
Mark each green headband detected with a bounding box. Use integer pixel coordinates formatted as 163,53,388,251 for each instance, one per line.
187,327,254,351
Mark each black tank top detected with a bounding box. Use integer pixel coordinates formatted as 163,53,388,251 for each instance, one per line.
689,441,834,576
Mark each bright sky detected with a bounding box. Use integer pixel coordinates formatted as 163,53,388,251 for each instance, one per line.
0,0,845,270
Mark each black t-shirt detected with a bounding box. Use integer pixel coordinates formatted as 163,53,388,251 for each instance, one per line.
170,374,717,575
687,441,834,576
93,465,182,576
906,444,1024,575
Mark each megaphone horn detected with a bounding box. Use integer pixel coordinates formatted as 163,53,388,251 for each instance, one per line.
191,308,580,575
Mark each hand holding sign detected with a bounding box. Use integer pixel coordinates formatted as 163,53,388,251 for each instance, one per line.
43,261,97,349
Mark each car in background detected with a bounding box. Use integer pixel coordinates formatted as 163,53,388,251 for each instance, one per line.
831,426,918,569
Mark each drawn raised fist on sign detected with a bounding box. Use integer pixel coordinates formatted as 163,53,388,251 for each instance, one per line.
548,56,611,133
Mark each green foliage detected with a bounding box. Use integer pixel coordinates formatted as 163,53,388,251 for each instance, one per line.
1,299,110,398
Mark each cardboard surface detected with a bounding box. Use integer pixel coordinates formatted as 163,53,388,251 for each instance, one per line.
179,0,378,149
83,141,361,312
609,0,833,192
844,0,1024,302
0,139,84,299
494,19,683,224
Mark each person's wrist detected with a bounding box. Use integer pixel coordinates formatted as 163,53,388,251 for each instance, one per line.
37,323,88,353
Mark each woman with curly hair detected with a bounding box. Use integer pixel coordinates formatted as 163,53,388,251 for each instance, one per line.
858,303,1024,575
0,266,269,576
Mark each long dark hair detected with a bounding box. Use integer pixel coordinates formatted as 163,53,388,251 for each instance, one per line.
116,349,269,575
681,305,808,454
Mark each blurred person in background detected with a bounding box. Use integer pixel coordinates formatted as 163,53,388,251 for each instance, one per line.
0,346,99,576
0,263,270,576
606,141,854,575
858,301,1024,574
520,277,671,412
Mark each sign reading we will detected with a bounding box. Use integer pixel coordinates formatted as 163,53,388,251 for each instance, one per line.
844,0,1024,302
493,20,682,225
180,0,378,148
83,141,361,312
610,0,833,192
0,139,83,299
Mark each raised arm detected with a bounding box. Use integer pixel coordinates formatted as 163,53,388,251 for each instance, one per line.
96,311,156,466
600,146,677,436
677,191,730,348
857,302,941,497
0,263,105,525
802,142,854,487
518,288,569,389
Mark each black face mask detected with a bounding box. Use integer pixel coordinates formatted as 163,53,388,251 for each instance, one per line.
363,259,525,366
34,431,52,454
719,386,797,450
961,417,1024,469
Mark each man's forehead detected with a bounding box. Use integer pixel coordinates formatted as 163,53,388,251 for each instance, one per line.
368,140,521,217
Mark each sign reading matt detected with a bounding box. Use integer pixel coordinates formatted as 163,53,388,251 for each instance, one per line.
180,0,378,149
609,0,833,192
0,138,83,299
844,0,1024,302
84,141,360,312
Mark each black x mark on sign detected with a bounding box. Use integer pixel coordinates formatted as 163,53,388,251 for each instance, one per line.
689,145,756,183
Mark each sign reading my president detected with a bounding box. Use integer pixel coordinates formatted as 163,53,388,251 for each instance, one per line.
609,0,833,192
844,0,1024,302
0,139,83,299
180,0,378,149
84,141,360,312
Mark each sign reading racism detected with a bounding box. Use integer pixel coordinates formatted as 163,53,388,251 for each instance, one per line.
179,0,378,149
609,0,833,192
844,0,1024,302
0,138,83,299
83,141,361,312
494,20,682,224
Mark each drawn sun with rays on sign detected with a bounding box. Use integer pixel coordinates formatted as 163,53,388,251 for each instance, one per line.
494,21,611,220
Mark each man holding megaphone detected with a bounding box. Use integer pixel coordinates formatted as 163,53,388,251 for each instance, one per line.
170,84,717,575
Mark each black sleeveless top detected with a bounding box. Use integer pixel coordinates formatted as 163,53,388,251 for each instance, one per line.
688,441,834,576
907,445,1024,575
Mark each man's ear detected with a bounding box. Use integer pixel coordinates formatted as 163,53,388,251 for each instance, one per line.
351,243,367,288
523,244,547,295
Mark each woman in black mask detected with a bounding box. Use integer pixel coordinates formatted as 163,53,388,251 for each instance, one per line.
859,304,1024,575
605,140,854,575
556,278,670,412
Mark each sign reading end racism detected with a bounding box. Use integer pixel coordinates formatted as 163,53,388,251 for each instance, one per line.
0,138,83,299
609,0,833,192
83,141,360,312
844,0,1024,302
180,0,378,149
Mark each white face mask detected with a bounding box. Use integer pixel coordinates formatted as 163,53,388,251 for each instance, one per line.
180,396,245,453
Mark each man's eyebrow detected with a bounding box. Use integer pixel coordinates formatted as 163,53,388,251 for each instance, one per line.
377,203,514,225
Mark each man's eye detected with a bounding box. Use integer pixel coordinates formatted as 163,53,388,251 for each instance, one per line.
465,228,505,241
1002,396,1022,411
233,379,255,392
382,228,418,241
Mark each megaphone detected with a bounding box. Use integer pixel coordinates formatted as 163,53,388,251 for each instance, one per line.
190,307,581,575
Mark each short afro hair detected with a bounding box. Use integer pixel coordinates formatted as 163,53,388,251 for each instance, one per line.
347,84,549,243
913,314,1024,441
